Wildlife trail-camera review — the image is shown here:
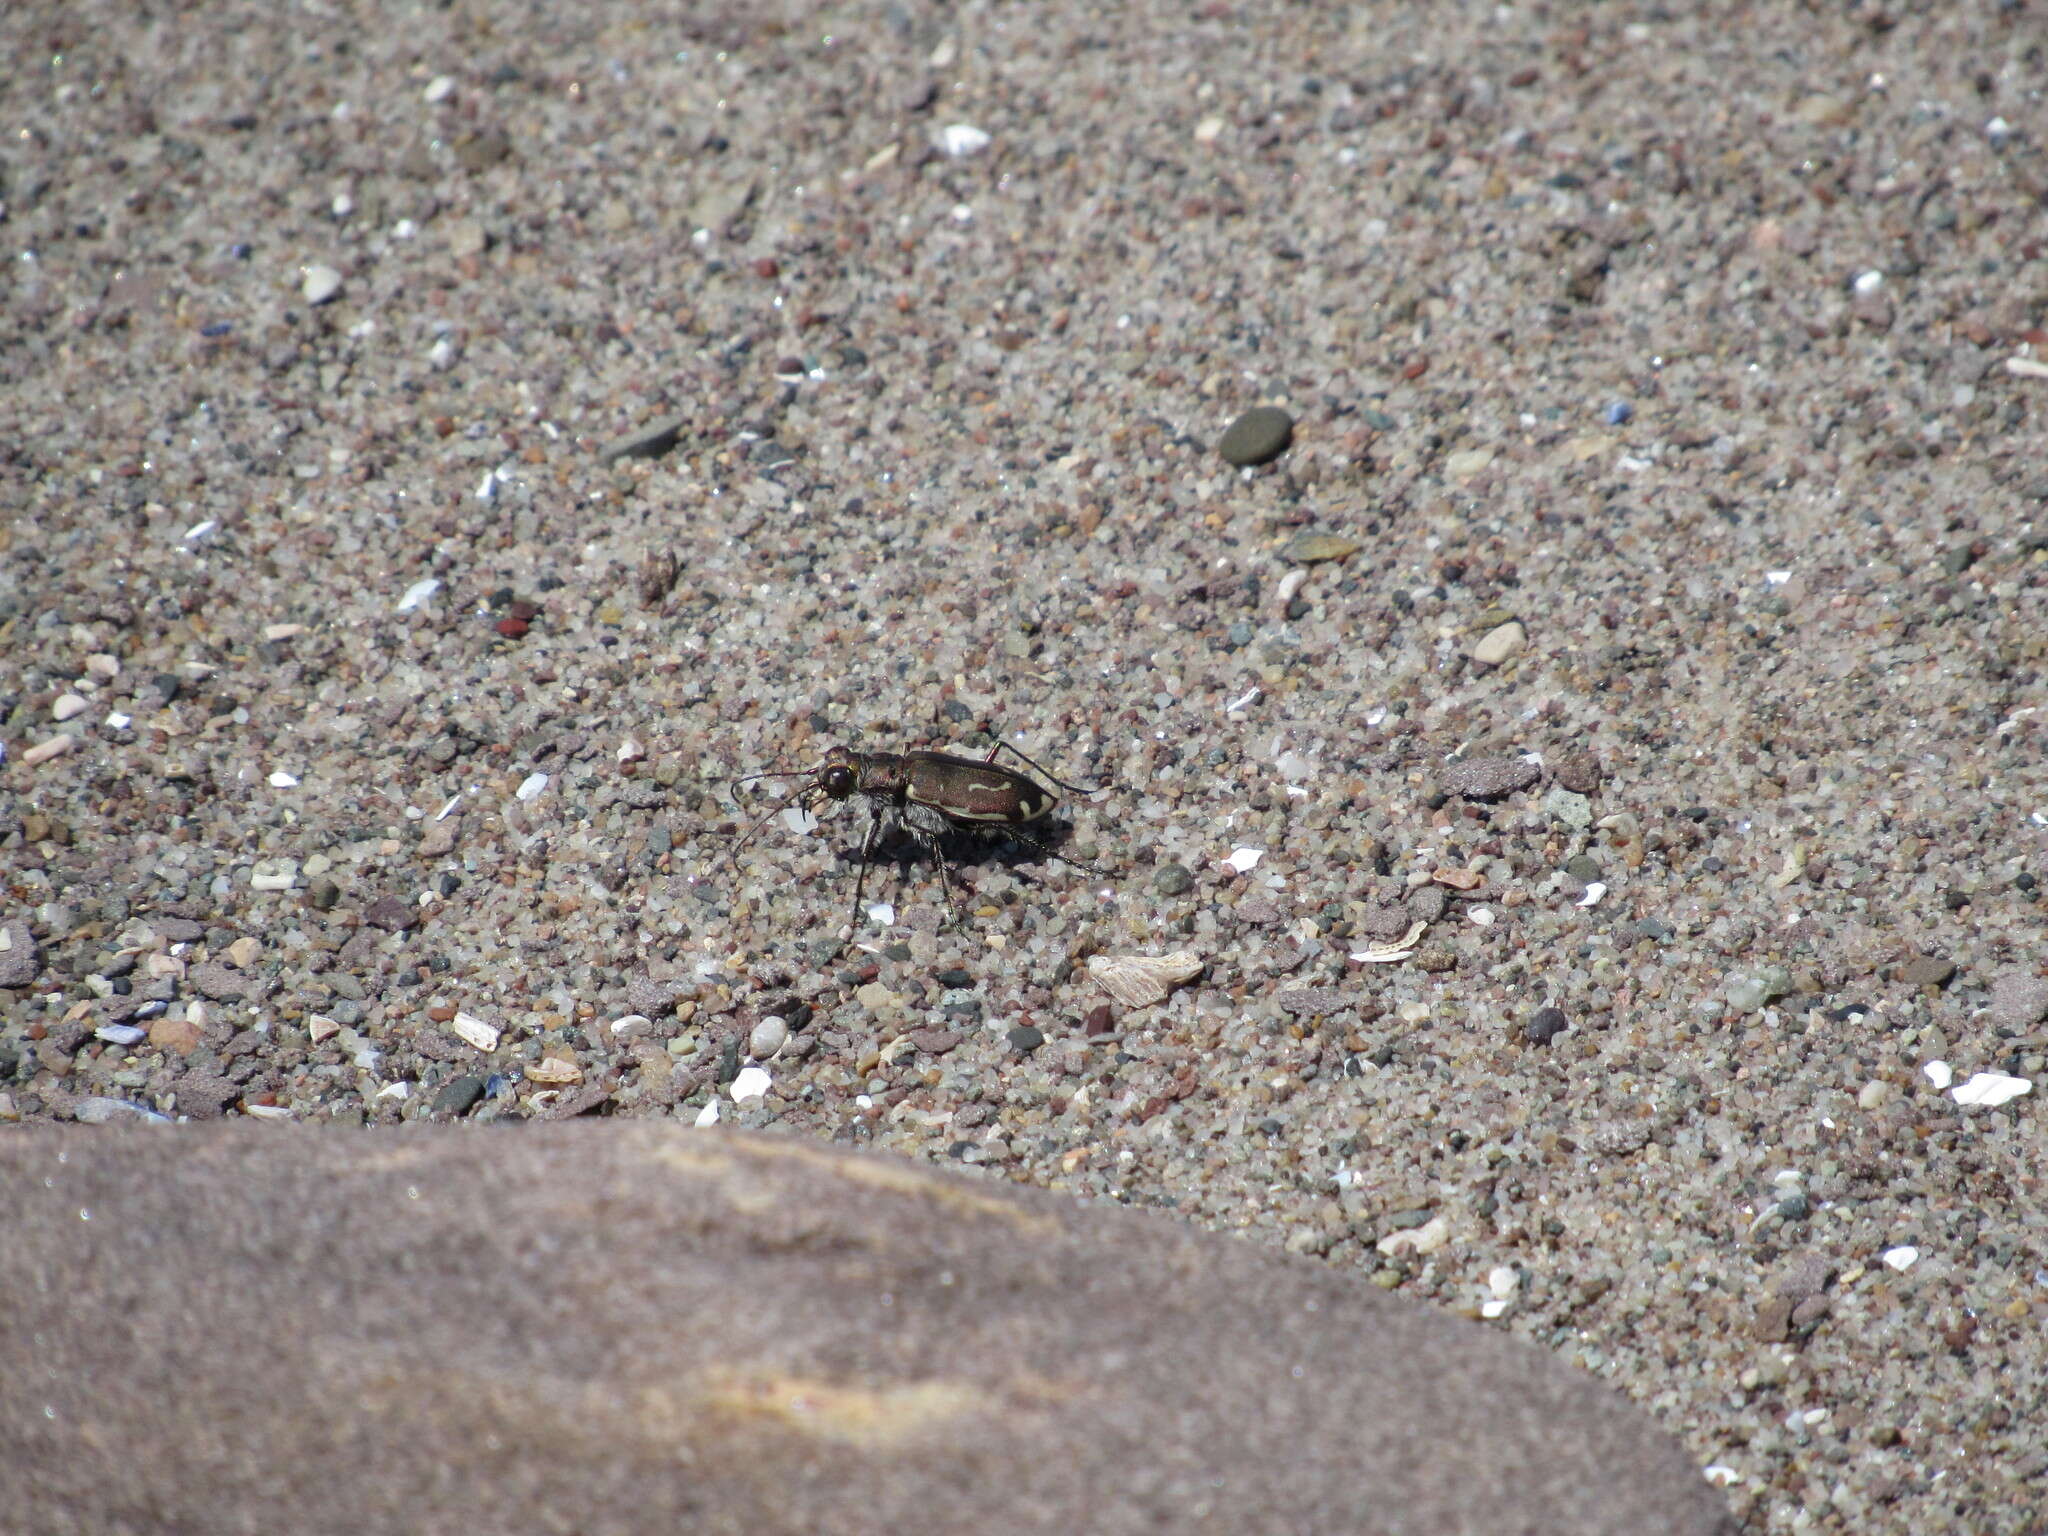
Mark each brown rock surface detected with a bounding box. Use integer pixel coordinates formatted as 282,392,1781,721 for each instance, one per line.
0,1125,1731,1536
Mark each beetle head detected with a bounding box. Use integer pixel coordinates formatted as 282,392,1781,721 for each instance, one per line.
818,747,859,800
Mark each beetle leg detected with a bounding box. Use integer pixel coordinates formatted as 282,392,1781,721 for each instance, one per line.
903,800,961,920
997,823,1101,876
847,800,887,934
983,738,1107,797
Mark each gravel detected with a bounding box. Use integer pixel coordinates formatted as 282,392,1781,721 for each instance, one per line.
5,2,2048,1531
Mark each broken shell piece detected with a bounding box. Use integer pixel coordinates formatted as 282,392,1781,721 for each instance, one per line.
525,1055,582,1084
1087,950,1204,1008
1431,866,1484,891
450,1013,501,1053
1952,1072,2031,1108
1351,920,1427,963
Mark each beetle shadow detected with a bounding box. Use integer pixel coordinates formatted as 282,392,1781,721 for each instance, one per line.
834,811,1094,913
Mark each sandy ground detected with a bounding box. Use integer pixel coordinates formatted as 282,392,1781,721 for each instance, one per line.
4,2,2047,1531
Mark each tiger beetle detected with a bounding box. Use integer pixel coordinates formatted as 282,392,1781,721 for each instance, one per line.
728,738,1106,934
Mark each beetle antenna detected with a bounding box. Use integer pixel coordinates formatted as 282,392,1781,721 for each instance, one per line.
725,781,825,869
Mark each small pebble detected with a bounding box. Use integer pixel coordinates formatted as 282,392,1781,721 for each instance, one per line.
1007,1025,1045,1054
748,1016,789,1059
1603,400,1633,425
433,1076,488,1116
1218,406,1294,467
1524,1006,1569,1045
1895,955,1956,988
52,694,88,722
1440,755,1539,800
1988,973,2048,1029
1470,621,1526,666
1281,531,1361,564
600,413,689,464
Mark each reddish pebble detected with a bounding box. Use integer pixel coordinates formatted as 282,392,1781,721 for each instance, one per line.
494,617,528,638
1084,1005,1116,1036
753,257,779,279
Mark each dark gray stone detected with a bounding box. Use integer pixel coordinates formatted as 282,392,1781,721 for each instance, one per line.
1218,405,1295,466
599,412,690,464
1440,755,1540,800
0,922,41,989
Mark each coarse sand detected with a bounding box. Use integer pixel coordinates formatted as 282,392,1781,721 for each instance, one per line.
3,2,2047,1531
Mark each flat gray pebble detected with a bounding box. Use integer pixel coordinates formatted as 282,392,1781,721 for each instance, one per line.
1217,406,1294,466
1989,972,2048,1029
1440,756,1539,800
433,1075,489,1117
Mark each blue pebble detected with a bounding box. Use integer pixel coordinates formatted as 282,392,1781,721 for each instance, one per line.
201,321,233,338
1603,400,1633,425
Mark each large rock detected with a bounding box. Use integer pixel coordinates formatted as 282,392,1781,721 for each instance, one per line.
0,1126,1731,1535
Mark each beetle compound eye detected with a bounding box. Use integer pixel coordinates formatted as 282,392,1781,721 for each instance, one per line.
822,766,854,797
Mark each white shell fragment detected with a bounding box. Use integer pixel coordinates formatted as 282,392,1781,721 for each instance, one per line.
249,858,299,891
1087,951,1204,1008
515,773,549,802
1224,847,1263,874
1882,1245,1920,1272
396,577,441,613
450,1013,500,1053
694,1100,721,1127
730,1065,773,1103
1350,921,1428,964
934,123,991,157
301,264,344,305
1576,881,1608,908
1922,1060,1954,1091
1481,1265,1520,1319
1952,1072,2032,1108
268,770,300,788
